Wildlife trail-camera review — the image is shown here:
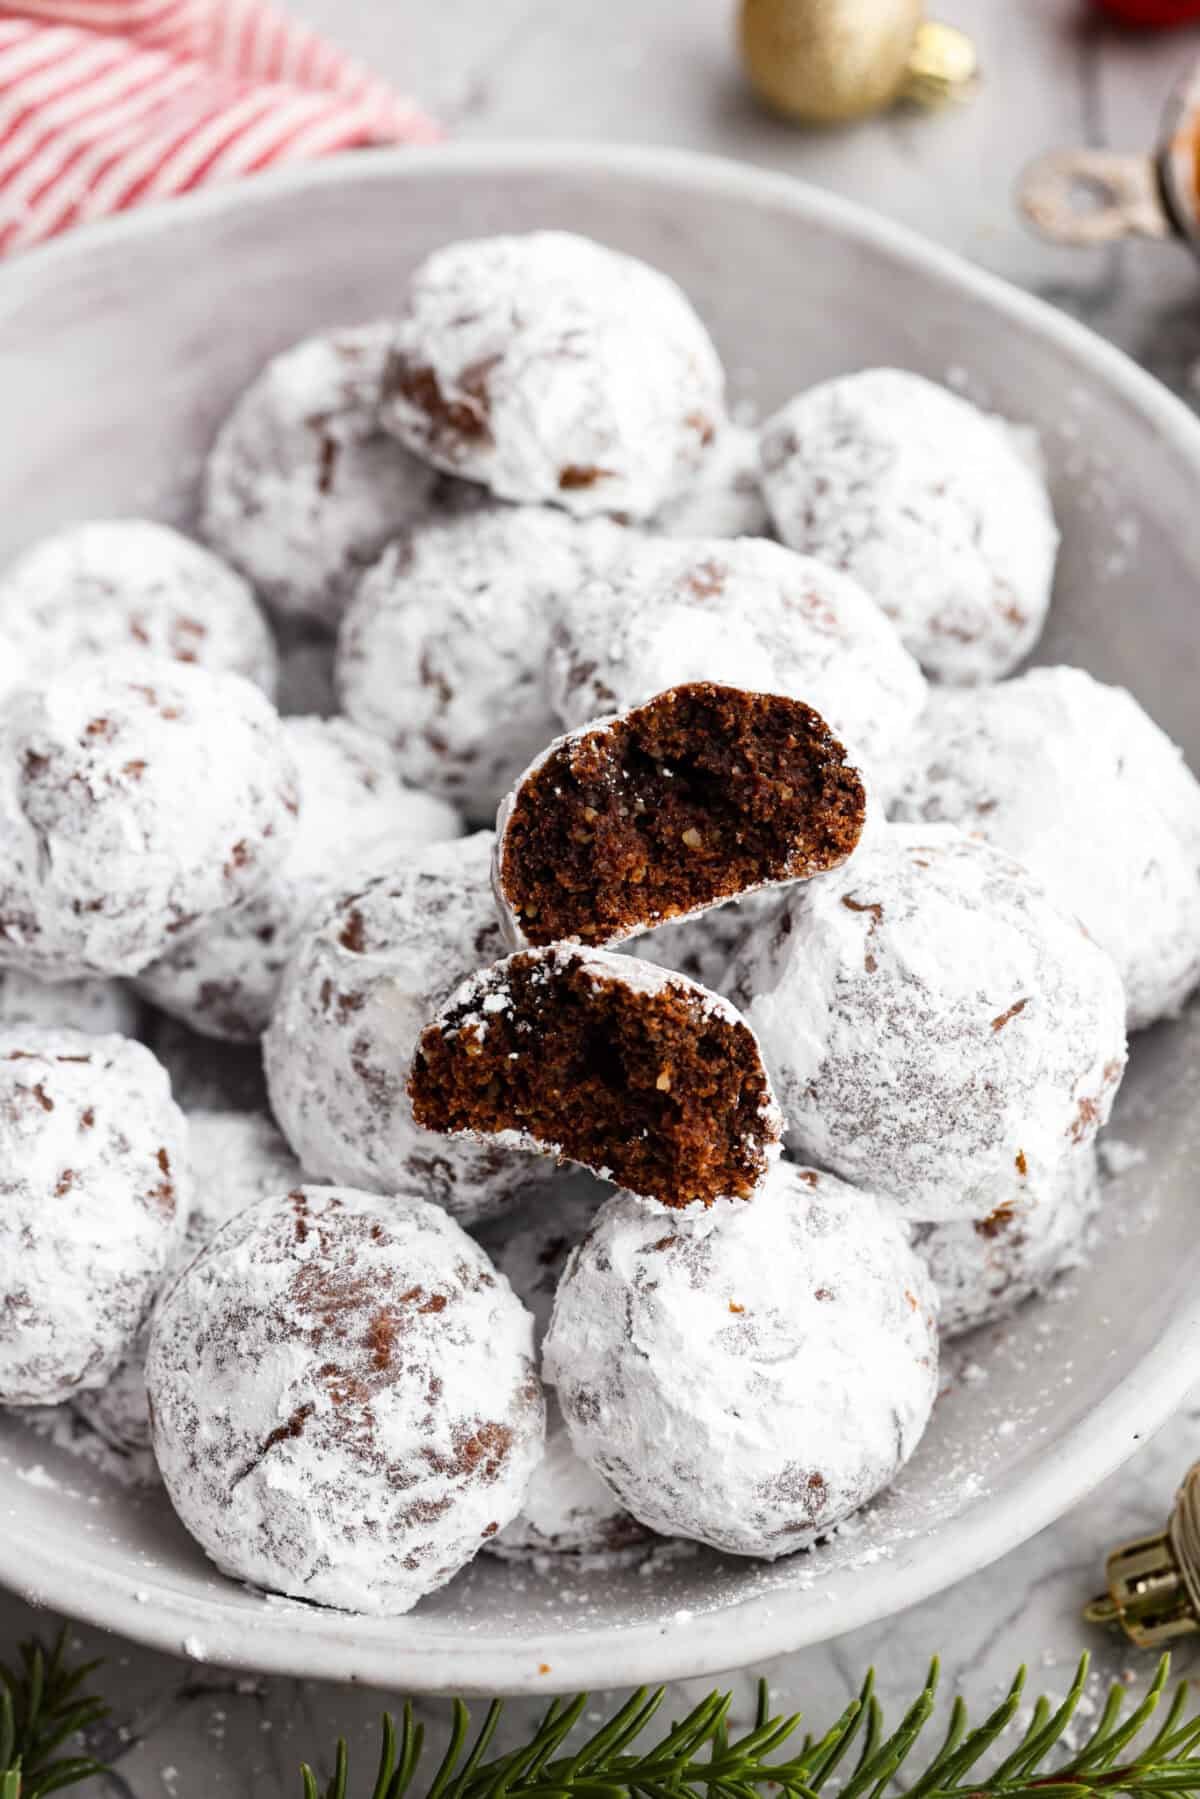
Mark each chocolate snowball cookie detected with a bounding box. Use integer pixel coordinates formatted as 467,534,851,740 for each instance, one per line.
494,683,867,950
264,833,551,1224
147,1185,544,1615
544,1162,939,1558
546,536,926,799
0,1029,188,1405
476,1172,654,1564
0,656,300,982
911,1145,1100,1339
759,369,1059,684
892,667,1200,1030
409,944,783,1211
652,423,771,540
0,969,139,1037
727,826,1127,1222
0,519,277,701
137,717,459,1041
203,321,442,629
337,504,623,822
380,231,726,519
77,1108,303,1456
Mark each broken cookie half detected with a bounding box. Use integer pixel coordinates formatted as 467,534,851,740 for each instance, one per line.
493,681,868,951
407,944,782,1210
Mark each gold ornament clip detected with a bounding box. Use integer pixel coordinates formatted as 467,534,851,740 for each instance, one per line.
1085,1464,1200,1648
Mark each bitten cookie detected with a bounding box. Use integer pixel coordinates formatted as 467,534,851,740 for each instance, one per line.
547,535,925,798
892,666,1200,1030
147,1185,545,1614
0,1029,188,1404
0,519,277,700
380,232,726,518
727,826,1127,1221
494,683,867,950
544,1162,938,1557
0,656,299,981
203,322,442,628
759,369,1059,683
264,833,552,1223
409,944,783,1210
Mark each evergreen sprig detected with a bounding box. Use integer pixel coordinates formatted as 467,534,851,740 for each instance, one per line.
299,1653,1200,1799
0,1630,108,1799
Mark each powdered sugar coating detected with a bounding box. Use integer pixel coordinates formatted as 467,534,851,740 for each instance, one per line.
203,321,441,629
545,536,926,799
0,969,139,1037
77,1109,303,1455
338,505,624,822
0,656,300,982
264,832,550,1223
891,667,1200,1030
418,942,783,1197
137,717,460,1041
475,1172,652,1562
544,1163,938,1557
380,232,726,520
911,1144,1100,1339
0,520,277,701
147,1184,545,1614
653,424,771,540
727,826,1127,1222
759,369,1059,684
0,1028,189,1404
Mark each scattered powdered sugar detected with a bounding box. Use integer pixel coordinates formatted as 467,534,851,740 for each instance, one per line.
545,535,926,803
0,518,277,701
0,1028,189,1404
337,504,624,822
264,832,554,1223
147,1185,545,1614
380,231,726,520
0,655,300,981
759,368,1059,683
892,667,1200,1030
728,826,1127,1221
75,1108,304,1457
136,716,459,1040
545,1163,938,1557
203,321,440,628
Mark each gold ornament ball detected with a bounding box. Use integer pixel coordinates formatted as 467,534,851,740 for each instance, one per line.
739,0,924,125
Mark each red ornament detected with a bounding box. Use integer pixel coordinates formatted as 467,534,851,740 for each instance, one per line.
1092,0,1200,26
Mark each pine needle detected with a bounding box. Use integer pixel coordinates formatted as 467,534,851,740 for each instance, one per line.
292,1652,1200,1799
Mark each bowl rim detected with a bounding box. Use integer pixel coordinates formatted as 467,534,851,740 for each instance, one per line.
2,138,1199,1694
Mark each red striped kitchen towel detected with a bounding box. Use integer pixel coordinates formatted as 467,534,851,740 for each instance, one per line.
0,0,438,255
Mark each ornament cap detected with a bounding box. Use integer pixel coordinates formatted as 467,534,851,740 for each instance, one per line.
899,20,979,107
1086,1465,1200,1647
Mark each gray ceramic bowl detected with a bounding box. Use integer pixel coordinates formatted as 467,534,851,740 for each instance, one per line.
0,144,1198,1694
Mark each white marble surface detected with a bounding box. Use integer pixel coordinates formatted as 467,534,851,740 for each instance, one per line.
7,0,1200,1791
